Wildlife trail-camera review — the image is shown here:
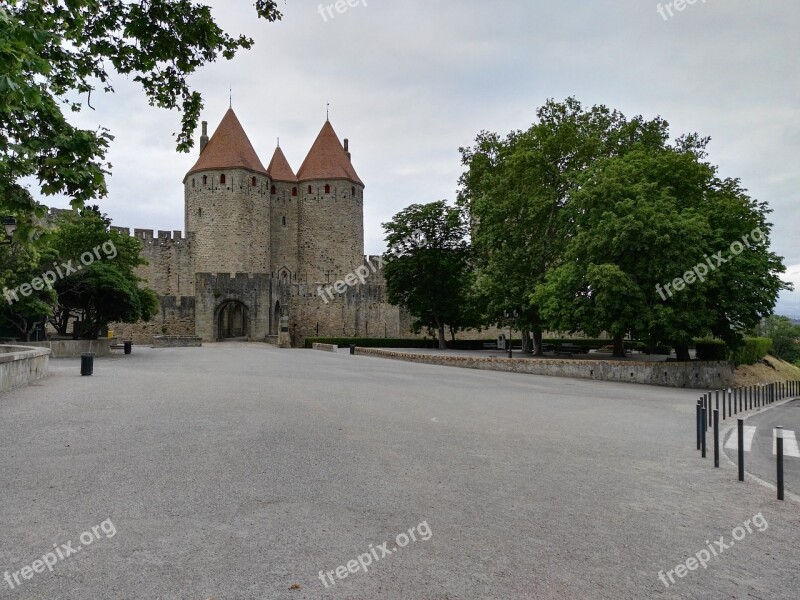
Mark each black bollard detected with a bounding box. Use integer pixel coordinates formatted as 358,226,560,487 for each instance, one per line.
776,426,784,501
80,352,94,376
349,344,355,356
701,407,707,458
738,419,745,482
696,400,702,451
713,409,720,468
124,341,132,355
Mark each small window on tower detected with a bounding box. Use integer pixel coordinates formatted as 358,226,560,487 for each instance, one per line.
203,175,207,185
282,216,287,227
198,208,202,217
220,174,226,185
292,187,298,197
351,186,356,196
191,179,195,188
252,177,257,187
307,185,312,194
271,185,277,195
325,184,331,194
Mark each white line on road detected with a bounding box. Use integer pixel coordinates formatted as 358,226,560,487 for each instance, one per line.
773,429,800,458
724,426,756,451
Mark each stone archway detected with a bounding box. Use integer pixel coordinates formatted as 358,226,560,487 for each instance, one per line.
217,300,249,340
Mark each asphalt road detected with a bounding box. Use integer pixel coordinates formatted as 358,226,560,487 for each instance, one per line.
723,399,800,490
1,344,798,600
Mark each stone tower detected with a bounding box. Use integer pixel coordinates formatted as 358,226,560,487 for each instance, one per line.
267,145,300,283
184,108,271,275
296,121,365,284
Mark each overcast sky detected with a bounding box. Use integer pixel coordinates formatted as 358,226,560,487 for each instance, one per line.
41,0,800,316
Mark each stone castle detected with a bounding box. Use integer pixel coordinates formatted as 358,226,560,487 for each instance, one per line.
110,108,413,346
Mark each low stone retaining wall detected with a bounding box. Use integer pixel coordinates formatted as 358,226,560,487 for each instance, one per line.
312,343,339,352
153,335,203,348
0,345,51,393
354,348,733,389
22,339,111,358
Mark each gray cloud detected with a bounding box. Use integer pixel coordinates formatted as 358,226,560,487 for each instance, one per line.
38,0,800,314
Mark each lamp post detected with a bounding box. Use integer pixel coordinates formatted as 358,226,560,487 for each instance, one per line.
2,217,16,244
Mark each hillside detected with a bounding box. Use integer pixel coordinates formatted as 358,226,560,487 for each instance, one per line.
734,354,800,387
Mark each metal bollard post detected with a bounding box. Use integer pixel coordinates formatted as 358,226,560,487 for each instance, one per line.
696,400,702,451
80,352,94,376
722,390,726,420
776,426,784,501
738,419,745,482
349,344,356,356
713,409,720,468
701,407,707,458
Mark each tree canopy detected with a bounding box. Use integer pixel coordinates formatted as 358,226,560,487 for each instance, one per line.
382,201,474,349
0,0,284,236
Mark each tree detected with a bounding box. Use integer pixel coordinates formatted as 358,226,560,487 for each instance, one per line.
47,208,158,339
758,316,800,363
458,98,669,354
0,1,284,236
533,142,790,359
382,201,474,349
0,242,56,340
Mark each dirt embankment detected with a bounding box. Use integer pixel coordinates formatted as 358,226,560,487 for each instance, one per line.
734,355,800,387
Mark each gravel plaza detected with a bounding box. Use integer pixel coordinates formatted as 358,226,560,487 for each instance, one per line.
1,343,798,599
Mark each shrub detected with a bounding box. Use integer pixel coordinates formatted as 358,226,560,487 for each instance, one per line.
731,337,772,366
695,340,730,361
303,337,438,349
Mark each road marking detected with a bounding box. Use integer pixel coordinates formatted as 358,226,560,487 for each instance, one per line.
724,426,756,451
773,429,800,458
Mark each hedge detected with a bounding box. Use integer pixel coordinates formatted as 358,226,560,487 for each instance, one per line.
303,337,438,349
304,337,638,351
695,340,730,361
731,337,772,366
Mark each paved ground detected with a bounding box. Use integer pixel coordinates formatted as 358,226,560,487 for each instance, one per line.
0,343,798,600
723,399,800,489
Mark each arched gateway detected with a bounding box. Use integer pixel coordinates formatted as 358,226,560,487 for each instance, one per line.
217,300,249,340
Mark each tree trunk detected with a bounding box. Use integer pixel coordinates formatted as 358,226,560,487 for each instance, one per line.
612,333,626,358
521,328,531,353
532,328,544,356
674,343,691,362
436,318,447,349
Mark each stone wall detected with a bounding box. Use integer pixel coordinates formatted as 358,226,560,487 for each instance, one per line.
109,296,196,345
352,348,734,389
23,339,111,358
271,181,301,282
153,336,203,348
184,169,271,275
194,273,273,341
0,345,50,393
297,180,364,284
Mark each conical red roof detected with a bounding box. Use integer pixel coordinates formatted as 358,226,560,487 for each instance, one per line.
297,121,363,185
266,146,297,182
186,109,268,177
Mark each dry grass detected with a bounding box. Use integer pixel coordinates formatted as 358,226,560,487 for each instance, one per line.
733,354,800,387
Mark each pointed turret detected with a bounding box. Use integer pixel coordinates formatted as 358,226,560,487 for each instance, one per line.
266,146,298,183
186,108,268,178
297,121,363,185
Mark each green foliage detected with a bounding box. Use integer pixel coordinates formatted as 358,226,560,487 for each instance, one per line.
303,337,438,349
0,242,57,340
695,340,730,361
46,208,158,339
0,1,284,233
757,315,800,363
382,201,475,349
731,337,773,366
